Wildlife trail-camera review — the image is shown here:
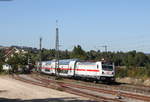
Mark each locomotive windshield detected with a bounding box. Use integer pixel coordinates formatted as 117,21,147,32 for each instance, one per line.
102,64,113,71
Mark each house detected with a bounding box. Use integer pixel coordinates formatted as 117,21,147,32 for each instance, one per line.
4,47,28,62
2,64,12,71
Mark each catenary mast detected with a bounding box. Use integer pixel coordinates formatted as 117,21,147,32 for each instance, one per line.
55,20,59,76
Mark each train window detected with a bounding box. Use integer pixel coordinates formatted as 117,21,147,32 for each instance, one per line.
45,69,50,72
59,69,68,73
97,65,99,69
102,65,113,71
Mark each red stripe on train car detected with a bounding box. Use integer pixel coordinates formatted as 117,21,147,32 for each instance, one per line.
86,69,99,72
40,67,100,72
75,69,86,71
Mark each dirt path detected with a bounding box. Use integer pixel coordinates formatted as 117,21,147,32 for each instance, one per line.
0,75,94,102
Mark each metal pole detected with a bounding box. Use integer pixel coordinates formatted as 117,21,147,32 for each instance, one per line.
104,45,108,61
104,45,107,52
39,37,42,72
55,20,59,77
100,45,108,61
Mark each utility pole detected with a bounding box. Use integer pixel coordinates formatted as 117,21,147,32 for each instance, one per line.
96,45,107,52
101,45,107,52
55,20,59,77
39,37,42,72
100,45,108,61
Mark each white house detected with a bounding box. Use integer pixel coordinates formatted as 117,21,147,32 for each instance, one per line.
2,64,12,71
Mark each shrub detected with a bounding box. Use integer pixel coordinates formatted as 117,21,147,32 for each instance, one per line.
115,67,128,78
115,66,150,79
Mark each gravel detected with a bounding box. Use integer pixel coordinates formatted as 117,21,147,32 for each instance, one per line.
0,75,95,102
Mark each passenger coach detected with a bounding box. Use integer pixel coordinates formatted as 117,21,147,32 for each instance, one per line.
37,59,115,82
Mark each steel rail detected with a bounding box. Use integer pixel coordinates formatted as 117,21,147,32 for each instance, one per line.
32,75,150,102
12,75,122,102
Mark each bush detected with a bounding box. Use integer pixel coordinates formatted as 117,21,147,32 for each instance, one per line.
127,67,145,78
145,64,150,77
116,66,150,79
115,67,128,78
0,63,3,73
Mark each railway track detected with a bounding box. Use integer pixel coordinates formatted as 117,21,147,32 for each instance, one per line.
13,74,150,102
12,74,123,102
31,74,150,102
32,73,150,95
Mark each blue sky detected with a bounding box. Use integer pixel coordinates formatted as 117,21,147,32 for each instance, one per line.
0,0,150,52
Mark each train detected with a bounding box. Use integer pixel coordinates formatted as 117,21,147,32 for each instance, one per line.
36,59,115,82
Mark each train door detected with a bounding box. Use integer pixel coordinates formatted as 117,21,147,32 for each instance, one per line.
68,61,76,77
96,62,102,77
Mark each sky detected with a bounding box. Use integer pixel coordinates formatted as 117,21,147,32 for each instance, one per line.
0,0,150,53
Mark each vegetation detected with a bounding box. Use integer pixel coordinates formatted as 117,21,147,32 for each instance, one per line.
7,53,28,73
0,49,4,73
0,45,150,79
115,66,150,79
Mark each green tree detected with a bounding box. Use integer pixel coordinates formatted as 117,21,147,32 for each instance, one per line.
123,50,137,67
7,53,28,73
86,50,97,60
42,49,55,61
0,49,4,72
134,52,149,67
70,45,86,60
59,50,70,59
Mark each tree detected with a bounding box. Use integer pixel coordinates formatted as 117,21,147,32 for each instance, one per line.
124,50,137,67
42,49,55,61
7,53,28,73
59,50,70,59
70,45,86,60
86,50,97,60
134,52,149,67
0,49,5,72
